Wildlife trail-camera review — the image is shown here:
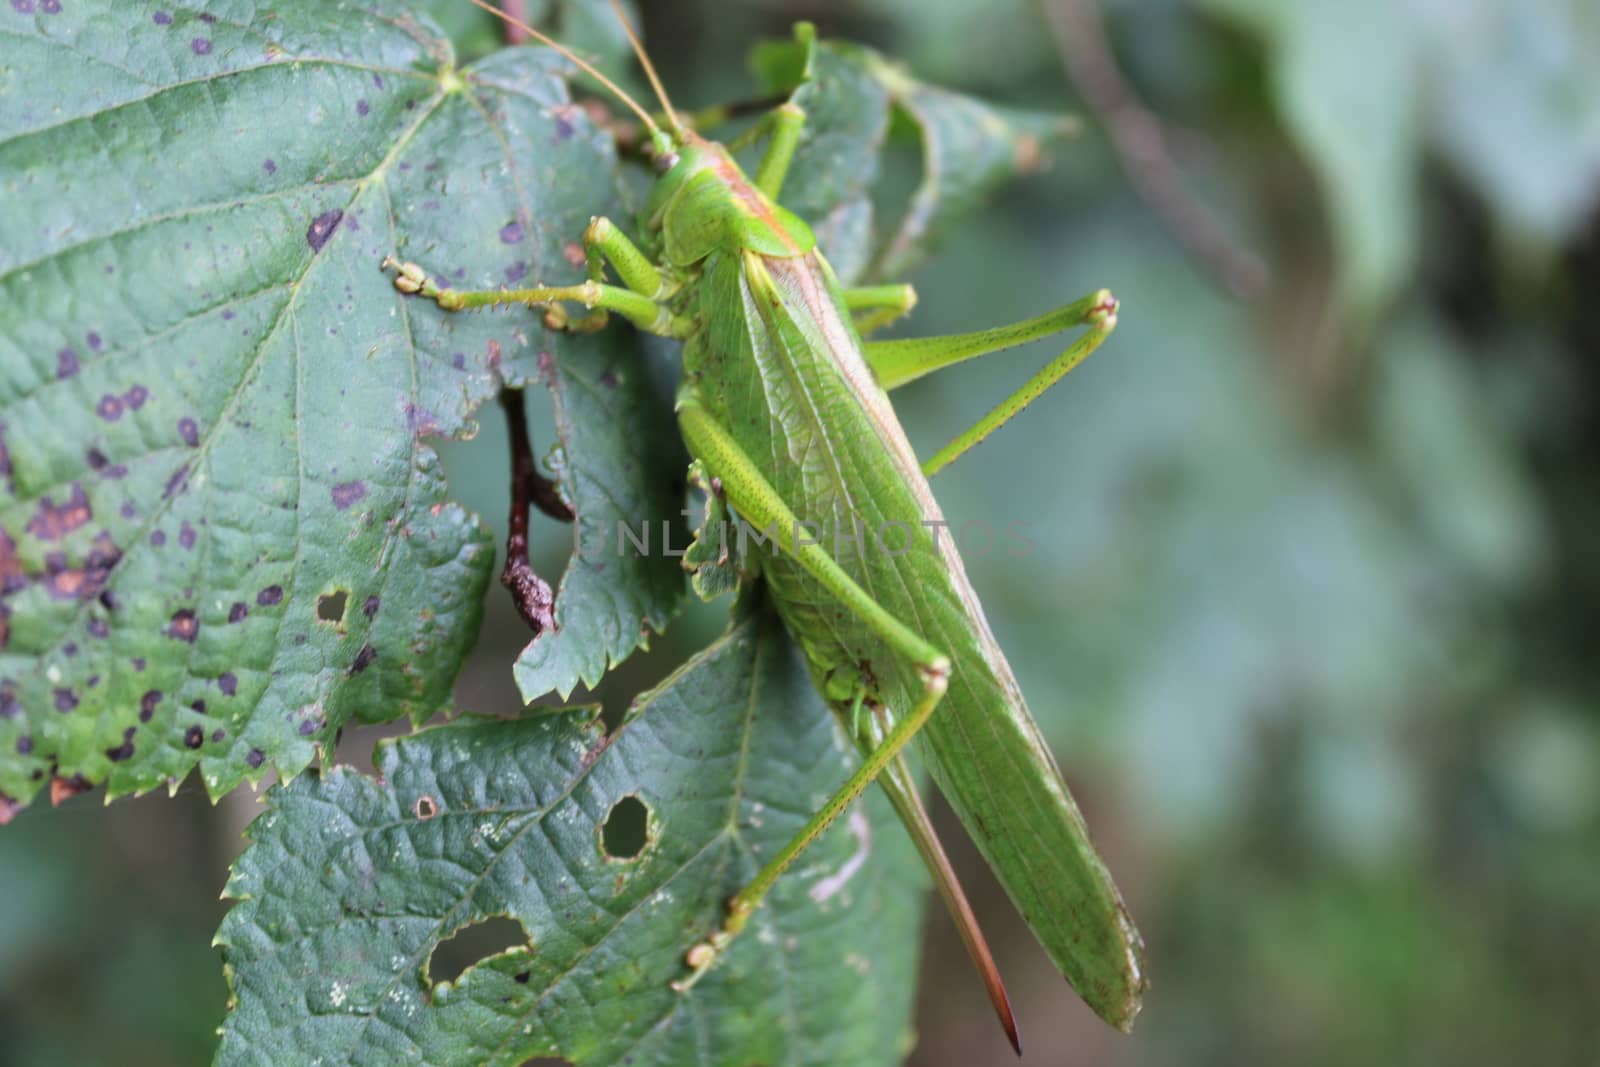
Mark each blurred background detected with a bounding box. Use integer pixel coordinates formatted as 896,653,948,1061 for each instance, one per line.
3,0,1597,1064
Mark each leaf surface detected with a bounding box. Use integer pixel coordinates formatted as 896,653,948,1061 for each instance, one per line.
753,28,1075,285
218,599,923,1067
0,1,664,813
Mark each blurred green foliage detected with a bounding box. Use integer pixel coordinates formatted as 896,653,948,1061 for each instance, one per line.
3,1,1597,1064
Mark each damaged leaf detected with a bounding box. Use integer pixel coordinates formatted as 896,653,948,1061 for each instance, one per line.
218,597,923,1067
0,1,635,813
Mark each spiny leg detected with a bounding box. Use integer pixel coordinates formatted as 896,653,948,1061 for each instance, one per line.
843,283,918,337
863,289,1119,476
673,398,950,991
382,258,689,339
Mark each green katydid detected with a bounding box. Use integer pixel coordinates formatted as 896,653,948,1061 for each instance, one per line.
386,0,1147,1050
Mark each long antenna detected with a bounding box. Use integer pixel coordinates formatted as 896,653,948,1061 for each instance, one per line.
607,0,683,135
464,0,666,146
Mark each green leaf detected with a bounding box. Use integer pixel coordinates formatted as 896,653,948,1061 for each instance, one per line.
218,598,923,1067
753,27,1074,285
0,2,641,814
1197,0,1600,310
1199,0,1421,316
504,331,687,704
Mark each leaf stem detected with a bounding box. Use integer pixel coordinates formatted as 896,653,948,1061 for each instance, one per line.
500,386,572,635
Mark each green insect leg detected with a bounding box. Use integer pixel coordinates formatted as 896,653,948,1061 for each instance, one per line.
380,257,689,338
842,282,919,336
753,102,807,200
672,398,951,991
863,288,1120,476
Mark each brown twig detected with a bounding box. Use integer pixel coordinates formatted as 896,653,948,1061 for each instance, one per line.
1044,0,1267,299
499,387,572,635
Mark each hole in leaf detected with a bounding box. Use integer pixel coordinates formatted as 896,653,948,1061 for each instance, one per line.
601,794,650,860
316,589,348,623
414,794,438,820
428,916,529,985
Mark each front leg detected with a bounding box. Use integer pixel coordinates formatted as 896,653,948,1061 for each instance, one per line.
381,258,689,339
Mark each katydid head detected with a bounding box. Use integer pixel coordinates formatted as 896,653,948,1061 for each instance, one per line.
464,0,686,160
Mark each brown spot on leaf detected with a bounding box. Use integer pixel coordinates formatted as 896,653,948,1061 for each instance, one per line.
167,608,198,643
330,481,367,510
28,484,92,541
140,690,162,722
257,584,284,606
228,602,248,623
50,774,91,806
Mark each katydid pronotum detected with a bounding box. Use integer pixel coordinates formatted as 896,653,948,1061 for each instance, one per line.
384,0,1147,1051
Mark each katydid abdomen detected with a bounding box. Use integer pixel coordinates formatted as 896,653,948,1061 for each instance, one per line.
679,242,1146,1030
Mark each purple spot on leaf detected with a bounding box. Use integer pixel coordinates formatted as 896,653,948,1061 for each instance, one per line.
125,383,148,410
191,37,211,54
177,416,199,446
257,584,283,606
86,331,102,351
263,158,276,174
504,261,528,283
246,748,265,768
356,98,370,117
11,0,35,12
499,221,524,244
330,480,367,510
97,394,124,421
218,672,237,696
228,601,248,623
56,347,79,379
306,209,343,252
167,608,198,643
184,725,203,749
153,9,170,24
